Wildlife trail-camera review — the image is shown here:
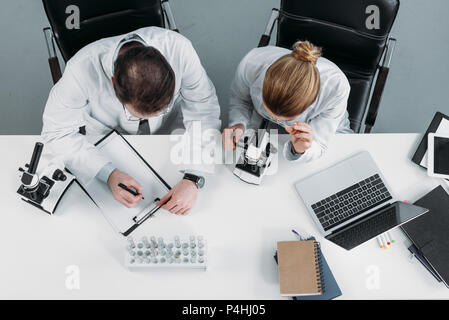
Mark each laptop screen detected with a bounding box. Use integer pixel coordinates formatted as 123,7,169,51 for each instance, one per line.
326,202,428,250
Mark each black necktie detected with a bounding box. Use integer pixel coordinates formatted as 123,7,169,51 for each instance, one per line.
137,119,151,135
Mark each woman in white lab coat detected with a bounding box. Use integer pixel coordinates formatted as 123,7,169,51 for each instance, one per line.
222,41,352,162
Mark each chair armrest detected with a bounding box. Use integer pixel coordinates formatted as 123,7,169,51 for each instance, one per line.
364,38,397,133
161,0,179,32
43,27,62,84
258,9,279,47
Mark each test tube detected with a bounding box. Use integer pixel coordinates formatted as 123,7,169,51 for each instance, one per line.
145,250,151,256
190,242,196,249
160,249,166,256
129,258,135,264
157,237,164,249
168,257,174,264
190,250,196,257
150,236,157,248
183,257,189,263
167,243,174,249
183,249,189,256
142,236,150,248
128,250,136,256
190,235,195,242
198,257,204,264
190,257,196,264
160,257,166,264
127,236,136,249
175,258,181,264
137,250,143,256
137,242,143,249
198,250,204,256
152,258,158,264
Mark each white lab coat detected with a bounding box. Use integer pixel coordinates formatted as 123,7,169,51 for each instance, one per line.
228,46,352,162
41,27,221,185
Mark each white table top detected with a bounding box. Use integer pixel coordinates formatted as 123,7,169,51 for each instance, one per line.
1,133,448,299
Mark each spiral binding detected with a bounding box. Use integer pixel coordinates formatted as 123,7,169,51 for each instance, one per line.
314,241,325,294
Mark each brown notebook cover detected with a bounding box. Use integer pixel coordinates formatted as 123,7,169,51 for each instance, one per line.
277,240,323,296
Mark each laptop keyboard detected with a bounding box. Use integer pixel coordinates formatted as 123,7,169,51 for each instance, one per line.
327,205,397,250
311,174,392,231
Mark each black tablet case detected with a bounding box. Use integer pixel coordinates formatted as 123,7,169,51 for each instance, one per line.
401,186,449,287
412,112,449,168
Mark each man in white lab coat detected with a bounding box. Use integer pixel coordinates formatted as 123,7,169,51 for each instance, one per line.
41,27,221,215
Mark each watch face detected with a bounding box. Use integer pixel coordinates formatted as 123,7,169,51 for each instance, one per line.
198,176,205,188
184,174,204,188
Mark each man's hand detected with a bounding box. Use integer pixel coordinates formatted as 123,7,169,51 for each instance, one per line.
157,179,198,215
285,122,314,154
107,169,143,208
222,123,245,150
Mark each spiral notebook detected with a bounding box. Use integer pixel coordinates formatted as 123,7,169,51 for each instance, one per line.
277,240,323,296
274,235,341,300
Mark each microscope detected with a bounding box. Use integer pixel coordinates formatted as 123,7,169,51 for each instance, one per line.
233,119,277,185
17,142,75,214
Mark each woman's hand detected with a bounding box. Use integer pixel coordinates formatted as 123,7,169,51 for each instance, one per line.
285,122,314,154
222,123,245,150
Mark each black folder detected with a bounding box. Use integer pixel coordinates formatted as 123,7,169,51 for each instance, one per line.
401,186,449,288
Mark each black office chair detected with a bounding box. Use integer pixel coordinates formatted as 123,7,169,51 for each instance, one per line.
258,0,400,133
42,0,178,84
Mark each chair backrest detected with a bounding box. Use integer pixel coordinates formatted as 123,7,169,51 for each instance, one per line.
42,0,165,62
276,0,399,132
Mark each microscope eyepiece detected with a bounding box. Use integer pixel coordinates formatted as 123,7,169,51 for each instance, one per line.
28,142,44,174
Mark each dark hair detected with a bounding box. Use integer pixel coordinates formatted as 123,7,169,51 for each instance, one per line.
113,46,175,116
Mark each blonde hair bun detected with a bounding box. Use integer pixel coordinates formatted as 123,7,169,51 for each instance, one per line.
291,41,321,65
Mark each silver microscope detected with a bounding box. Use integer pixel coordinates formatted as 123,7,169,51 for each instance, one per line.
233,119,277,185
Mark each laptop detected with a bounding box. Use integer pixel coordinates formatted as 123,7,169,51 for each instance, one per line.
294,151,429,250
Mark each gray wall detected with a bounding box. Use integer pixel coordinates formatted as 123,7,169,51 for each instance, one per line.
0,0,448,134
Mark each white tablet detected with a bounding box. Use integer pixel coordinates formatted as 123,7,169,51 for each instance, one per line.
427,133,449,179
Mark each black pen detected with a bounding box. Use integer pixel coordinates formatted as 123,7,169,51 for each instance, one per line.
118,183,144,199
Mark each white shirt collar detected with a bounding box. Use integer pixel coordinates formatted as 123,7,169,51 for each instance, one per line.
111,33,148,75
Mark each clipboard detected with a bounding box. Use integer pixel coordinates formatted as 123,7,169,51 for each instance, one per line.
412,111,449,169
78,130,171,236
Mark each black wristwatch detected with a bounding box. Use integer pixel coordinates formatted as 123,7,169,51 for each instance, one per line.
183,173,205,189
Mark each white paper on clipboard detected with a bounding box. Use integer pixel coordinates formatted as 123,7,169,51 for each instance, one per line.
81,131,170,235
420,118,449,168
